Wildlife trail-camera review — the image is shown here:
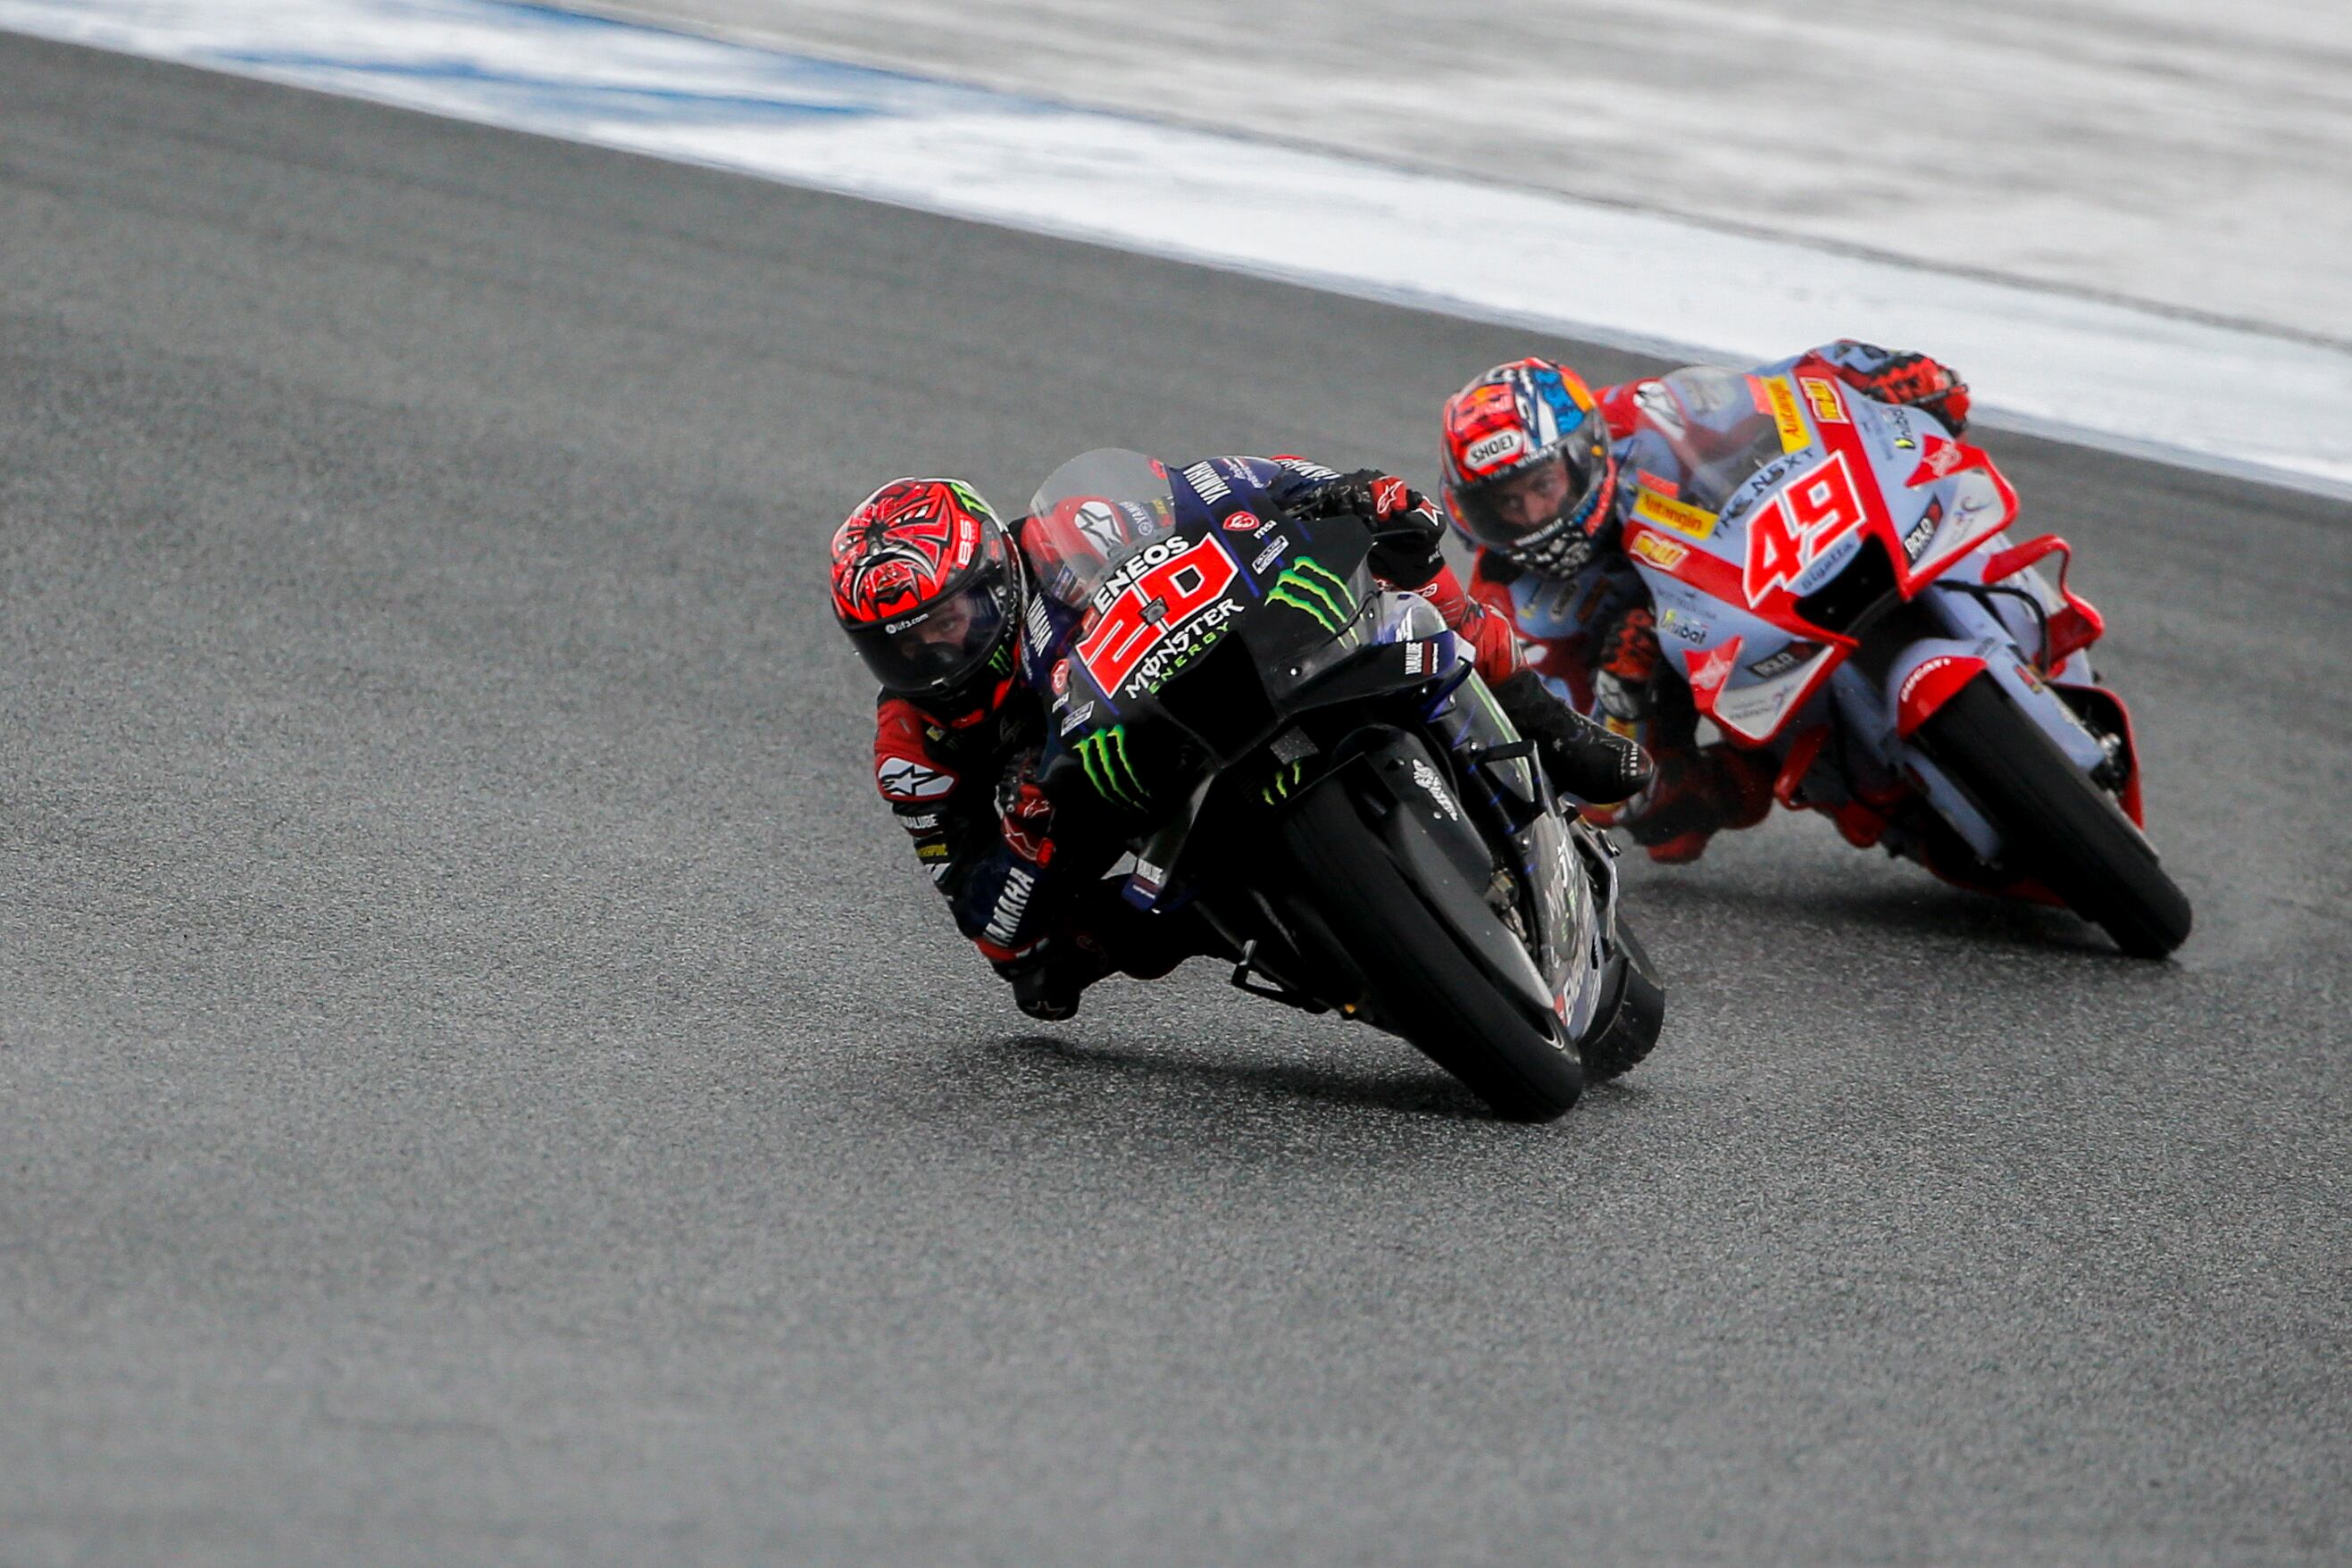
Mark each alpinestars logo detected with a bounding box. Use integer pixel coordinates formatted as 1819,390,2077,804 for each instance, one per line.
1266,557,1356,635
877,756,955,800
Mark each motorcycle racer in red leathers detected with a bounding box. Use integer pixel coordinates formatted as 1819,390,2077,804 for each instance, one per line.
831,458,1652,1020
1439,342,1972,863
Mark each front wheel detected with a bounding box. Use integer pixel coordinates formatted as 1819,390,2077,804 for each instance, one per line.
1276,778,1583,1121
1917,675,2192,957
1581,924,1664,1083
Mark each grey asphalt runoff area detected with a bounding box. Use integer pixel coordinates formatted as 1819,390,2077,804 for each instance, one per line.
4,35,2348,1567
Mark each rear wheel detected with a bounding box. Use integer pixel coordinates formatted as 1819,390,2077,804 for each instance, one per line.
1917,675,2191,957
1277,779,1583,1121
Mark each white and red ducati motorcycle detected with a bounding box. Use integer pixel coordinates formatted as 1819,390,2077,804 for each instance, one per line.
1615,360,2189,956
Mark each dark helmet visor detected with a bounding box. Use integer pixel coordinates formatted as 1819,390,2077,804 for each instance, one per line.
844,554,1018,697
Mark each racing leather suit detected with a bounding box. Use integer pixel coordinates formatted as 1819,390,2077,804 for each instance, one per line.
1469,341,1968,860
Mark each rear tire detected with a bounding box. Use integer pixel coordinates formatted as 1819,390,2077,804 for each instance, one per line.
1277,779,1583,1121
1917,675,2191,957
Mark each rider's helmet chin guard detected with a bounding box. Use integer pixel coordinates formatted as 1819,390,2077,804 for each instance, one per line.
1440,357,1620,575
830,477,1026,708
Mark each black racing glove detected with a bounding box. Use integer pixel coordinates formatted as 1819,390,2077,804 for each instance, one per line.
1293,469,1447,588
1491,669,1654,806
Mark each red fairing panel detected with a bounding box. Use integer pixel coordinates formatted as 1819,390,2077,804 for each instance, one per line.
1895,654,1989,738
1983,533,2106,667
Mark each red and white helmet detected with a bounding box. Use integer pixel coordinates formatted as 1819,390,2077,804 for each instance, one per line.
1439,357,1619,574
830,478,1024,701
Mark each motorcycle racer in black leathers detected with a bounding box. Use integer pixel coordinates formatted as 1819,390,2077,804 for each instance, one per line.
831,455,1652,1019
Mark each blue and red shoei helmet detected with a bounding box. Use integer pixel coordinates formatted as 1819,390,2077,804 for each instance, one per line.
1440,357,1620,573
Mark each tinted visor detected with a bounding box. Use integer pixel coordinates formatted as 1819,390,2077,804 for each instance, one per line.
845,555,1018,696
1455,448,1600,552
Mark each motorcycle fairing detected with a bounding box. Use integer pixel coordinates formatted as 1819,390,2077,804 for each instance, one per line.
1621,370,2025,748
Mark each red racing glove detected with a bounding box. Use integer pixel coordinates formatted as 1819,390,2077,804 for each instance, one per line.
997,748,1056,868
1825,343,1972,434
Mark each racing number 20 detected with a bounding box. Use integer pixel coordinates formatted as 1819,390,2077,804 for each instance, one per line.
1078,534,1239,696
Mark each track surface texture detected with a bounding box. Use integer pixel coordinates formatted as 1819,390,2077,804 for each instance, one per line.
4,37,2348,1566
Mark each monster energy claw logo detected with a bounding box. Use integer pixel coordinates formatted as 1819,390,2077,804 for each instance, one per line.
1075,723,1148,810
1261,759,1308,805
1266,556,1356,635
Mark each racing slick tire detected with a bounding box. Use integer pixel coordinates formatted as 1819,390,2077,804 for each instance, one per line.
1919,673,2192,958
1275,773,1584,1121
1581,923,1665,1084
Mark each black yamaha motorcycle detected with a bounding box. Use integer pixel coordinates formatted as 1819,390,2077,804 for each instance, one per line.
1016,449,1664,1121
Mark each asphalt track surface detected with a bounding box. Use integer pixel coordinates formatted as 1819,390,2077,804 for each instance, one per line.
4,35,2348,1567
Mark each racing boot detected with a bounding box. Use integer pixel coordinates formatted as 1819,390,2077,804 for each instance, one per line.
1627,743,1776,863
995,937,1113,1022
1491,669,1654,806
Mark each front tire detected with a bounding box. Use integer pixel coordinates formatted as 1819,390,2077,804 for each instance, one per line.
1581,925,1664,1083
1276,779,1584,1121
1917,675,2192,957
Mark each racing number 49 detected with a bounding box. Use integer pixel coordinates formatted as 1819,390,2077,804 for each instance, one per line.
1745,450,1869,604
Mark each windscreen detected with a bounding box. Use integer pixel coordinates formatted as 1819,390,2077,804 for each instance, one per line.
1660,366,1800,514
1022,447,1189,615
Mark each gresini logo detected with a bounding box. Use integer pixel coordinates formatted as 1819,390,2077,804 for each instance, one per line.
1074,724,1148,810
1265,557,1356,635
